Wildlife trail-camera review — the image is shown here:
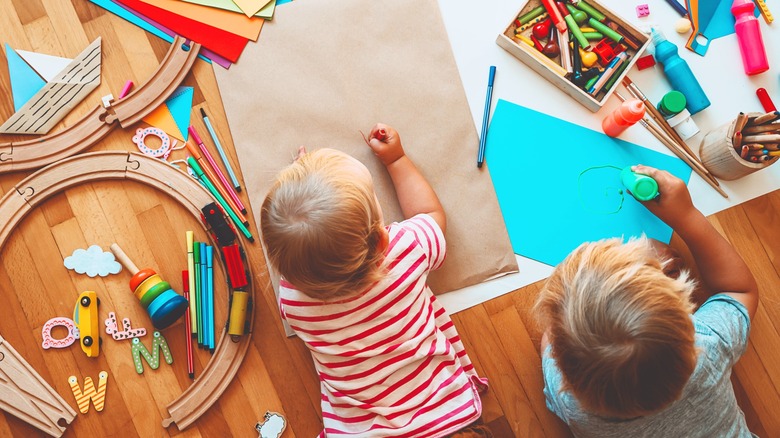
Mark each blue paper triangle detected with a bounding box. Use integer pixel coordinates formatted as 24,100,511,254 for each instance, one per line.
166,86,194,141
5,43,46,111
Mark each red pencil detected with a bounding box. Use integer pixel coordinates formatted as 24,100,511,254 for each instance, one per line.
182,270,195,379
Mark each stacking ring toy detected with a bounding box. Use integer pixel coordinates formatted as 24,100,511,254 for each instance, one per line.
110,243,188,329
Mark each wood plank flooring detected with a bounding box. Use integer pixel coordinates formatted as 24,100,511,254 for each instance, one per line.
0,1,777,436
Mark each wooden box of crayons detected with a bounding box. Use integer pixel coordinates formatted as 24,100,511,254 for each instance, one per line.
497,0,651,112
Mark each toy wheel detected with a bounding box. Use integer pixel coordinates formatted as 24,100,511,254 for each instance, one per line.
80,296,91,307
99,337,103,347
97,297,101,306
83,336,93,347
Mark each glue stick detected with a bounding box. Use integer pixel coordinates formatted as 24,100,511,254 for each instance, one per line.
732,0,769,75
602,99,645,137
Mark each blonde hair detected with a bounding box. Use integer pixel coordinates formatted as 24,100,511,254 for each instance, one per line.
260,148,385,299
534,237,698,419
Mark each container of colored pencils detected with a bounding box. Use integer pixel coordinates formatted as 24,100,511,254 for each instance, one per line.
699,112,779,180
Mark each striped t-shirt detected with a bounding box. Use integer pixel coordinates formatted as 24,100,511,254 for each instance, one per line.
279,214,487,437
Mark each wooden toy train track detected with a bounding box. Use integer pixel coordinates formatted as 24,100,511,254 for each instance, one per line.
0,151,255,432
0,36,200,174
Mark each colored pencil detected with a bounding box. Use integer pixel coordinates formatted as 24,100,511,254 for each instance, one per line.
201,108,242,192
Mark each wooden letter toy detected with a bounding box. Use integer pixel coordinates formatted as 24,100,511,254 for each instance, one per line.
68,371,108,414
110,243,189,329
41,317,79,349
131,331,173,374
104,311,147,340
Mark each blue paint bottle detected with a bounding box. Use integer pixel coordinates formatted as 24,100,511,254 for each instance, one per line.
651,28,710,115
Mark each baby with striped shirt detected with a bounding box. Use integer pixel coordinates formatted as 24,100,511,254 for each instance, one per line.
260,124,490,437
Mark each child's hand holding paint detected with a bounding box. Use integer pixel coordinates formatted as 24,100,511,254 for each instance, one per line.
632,164,697,230
366,123,404,166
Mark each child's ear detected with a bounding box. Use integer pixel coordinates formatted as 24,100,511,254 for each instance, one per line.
376,227,390,255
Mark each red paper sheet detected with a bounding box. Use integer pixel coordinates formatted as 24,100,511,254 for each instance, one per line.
114,0,249,62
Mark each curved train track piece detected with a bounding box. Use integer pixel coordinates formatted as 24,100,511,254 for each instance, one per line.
0,151,254,432
0,37,201,174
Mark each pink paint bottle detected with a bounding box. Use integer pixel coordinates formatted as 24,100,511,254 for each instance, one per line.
732,0,769,75
602,99,645,137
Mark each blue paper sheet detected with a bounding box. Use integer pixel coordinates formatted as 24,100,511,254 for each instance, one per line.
485,99,693,266
5,44,46,111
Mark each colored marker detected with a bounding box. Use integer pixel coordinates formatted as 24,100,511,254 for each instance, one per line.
186,231,197,336
477,66,496,168
663,0,688,17
199,242,207,349
187,157,254,241
589,52,627,95
182,270,194,379
577,0,606,21
200,108,242,192
189,126,246,214
588,18,623,43
541,0,568,32
119,80,134,99
193,242,202,347
516,5,546,26
374,128,388,141
557,2,589,50
185,141,248,225
756,88,777,112
206,245,214,352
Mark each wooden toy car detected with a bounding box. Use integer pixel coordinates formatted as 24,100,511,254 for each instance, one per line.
73,291,101,357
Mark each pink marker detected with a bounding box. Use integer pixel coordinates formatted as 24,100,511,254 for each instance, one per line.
118,80,134,99
189,126,246,214
732,0,769,75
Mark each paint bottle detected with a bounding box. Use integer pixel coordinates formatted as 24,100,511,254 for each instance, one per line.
620,167,658,201
731,0,769,75
651,27,710,114
668,109,700,140
657,91,687,118
602,99,645,137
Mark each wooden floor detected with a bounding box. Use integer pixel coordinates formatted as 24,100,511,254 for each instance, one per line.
1,1,778,436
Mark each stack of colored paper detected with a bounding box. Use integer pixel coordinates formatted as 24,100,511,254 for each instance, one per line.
88,0,292,68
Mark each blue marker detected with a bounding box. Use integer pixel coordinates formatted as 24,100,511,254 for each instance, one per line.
477,66,496,168
588,52,627,95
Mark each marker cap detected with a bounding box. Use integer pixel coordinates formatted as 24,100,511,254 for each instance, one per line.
658,91,687,117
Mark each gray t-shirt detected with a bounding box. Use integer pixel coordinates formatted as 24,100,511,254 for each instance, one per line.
542,294,752,437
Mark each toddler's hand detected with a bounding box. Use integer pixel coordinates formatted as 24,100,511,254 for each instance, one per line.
632,164,697,230
367,123,405,166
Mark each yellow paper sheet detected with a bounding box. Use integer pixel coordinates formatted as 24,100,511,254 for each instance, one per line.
181,0,275,19
141,0,265,41
232,0,272,17
214,0,518,295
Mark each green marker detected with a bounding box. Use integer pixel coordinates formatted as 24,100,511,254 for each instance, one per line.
582,32,604,40
187,157,254,242
578,0,606,22
621,167,659,201
588,18,623,43
516,5,546,25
